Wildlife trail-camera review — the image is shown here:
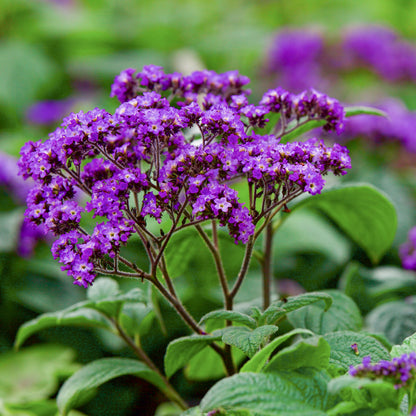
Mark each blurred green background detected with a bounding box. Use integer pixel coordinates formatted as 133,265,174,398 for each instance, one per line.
1,1,416,415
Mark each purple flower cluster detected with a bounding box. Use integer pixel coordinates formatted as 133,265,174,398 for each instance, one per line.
19,65,351,287
349,353,416,389
343,26,416,82
400,227,416,271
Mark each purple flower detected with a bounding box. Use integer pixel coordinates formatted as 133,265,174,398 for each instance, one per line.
400,227,416,271
350,353,416,389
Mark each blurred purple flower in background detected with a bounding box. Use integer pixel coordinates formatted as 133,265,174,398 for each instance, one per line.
400,227,416,271
266,29,326,92
26,99,74,126
0,152,48,257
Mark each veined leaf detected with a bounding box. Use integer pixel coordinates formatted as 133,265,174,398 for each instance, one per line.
221,325,279,358
263,336,330,372
57,358,167,416
164,331,224,378
199,310,257,330
200,371,328,416
241,328,314,373
14,308,112,349
288,290,363,335
293,184,397,263
263,292,333,324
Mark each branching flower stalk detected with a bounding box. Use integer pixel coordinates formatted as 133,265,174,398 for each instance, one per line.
18,65,351,396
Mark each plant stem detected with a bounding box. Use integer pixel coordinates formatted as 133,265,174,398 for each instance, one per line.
195,224,231,310
262,221,274,310
229,235,255,300
111,318,188,410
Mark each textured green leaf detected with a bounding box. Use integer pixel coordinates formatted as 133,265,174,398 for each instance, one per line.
293,184,397,263
14,307,113,349
241,329,314,373
366,298,416,344
200,372,327,416
344,106,387,118
391,332,416,358
164,332,224,378
199,310,257,330
57,358,167,416
263,292,333,324
328,376,400,412
288,290,363,335
0,345,79,404
264,336,330,372
323,331,390,374
221,325,279,358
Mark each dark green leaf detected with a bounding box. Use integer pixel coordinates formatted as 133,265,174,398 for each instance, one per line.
14,308,113,349
199,310,257,330
323,331,390,375
263,336,330,372
241,329,314,373
288,290,363,335
164,332,224,378
57,358,167,416
366,298,416,344
200,372,328,416
293,184,397,263
221,325,279,358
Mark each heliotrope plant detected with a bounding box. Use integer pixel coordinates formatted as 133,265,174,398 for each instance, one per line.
15,65,405,415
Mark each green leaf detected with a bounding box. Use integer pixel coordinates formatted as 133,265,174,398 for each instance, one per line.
199,310,257,330
288,290,363,335
366,298,416,344
119,303,153,337
14,307,113,349
241,329,314,373
83,277,145,318
272,209,351,291
0,345,79,404
164,332,224,378
281,118,326,142
344,106,388,118
221,325,279,358
391,331,416,357
263,336,330,372
323,331,390,375
328,376,401,412
293,184,397,263
57,358,167,416
200,372,328,416
185,345,246,381
263,292,333,324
